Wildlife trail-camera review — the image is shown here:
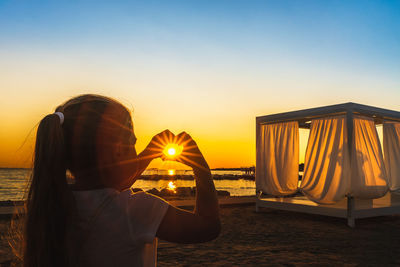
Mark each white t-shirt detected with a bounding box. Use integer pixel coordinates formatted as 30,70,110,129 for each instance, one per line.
69,188,169,267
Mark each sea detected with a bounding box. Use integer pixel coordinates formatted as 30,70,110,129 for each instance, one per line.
0,168,256,201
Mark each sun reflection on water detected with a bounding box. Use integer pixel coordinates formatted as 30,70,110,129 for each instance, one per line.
167,181,177,193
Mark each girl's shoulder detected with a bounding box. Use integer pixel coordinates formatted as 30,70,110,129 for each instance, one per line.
120,189,169,243
72,188,169,216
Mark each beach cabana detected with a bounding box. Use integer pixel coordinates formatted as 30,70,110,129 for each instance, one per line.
255,103,400,227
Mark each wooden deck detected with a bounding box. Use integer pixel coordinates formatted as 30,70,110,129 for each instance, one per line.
256,192,400,227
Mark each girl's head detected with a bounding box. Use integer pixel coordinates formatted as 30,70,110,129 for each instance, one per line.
55,94,138,190
22,94,138,267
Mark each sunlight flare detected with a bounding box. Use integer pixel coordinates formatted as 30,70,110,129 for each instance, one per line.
163,143,183,159
168,147,176,156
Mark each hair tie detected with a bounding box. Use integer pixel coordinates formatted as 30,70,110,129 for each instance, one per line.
54,112,64,125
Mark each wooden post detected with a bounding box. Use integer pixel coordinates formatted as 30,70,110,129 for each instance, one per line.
255,191,263,212
347,196,355,227
255,119,260,213
346,106,355,227
346,106,354,161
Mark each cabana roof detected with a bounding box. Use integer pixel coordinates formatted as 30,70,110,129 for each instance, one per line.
256,102,400,128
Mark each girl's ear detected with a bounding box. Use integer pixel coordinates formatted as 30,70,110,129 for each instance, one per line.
114,142,124,159
114,141,134,159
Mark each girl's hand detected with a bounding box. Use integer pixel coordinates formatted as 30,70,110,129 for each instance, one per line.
175,131,210,173
141,129,175,160
132,129,175,180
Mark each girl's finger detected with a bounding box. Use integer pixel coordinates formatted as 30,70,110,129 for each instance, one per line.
176,132,198,150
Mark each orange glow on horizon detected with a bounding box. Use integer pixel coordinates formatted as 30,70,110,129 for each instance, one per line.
0,94,259,169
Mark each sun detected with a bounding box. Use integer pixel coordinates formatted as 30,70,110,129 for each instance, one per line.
163,143,183,158
168,169,175,176
167,147,176,156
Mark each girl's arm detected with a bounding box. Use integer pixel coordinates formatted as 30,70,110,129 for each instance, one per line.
156,132,220,243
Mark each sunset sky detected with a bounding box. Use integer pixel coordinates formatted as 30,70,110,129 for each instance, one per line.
1,0,399,169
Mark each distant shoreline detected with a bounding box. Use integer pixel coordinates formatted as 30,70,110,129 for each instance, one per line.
139,174,255,181
0,167,255,171
0,168,256,181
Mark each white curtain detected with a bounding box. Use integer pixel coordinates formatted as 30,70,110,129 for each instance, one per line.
256,121,299,195
383,121,400,191
300,116,350,204
350,116,388,198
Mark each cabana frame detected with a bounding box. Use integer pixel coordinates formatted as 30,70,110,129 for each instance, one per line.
256,102,400,227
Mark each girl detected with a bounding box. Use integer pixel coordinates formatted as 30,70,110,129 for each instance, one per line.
22,94,220,267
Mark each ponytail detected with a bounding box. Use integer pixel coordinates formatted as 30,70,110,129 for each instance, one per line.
14,94,129,266
24,113,73,267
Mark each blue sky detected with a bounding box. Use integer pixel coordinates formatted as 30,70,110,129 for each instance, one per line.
2,1,399,79
2,1,399,67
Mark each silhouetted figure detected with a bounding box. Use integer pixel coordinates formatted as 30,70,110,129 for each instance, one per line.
19,94,220,267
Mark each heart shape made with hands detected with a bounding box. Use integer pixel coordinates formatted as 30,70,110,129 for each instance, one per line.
162,143,184,160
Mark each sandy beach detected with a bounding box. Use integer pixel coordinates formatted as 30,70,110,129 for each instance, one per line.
1,198,400,266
